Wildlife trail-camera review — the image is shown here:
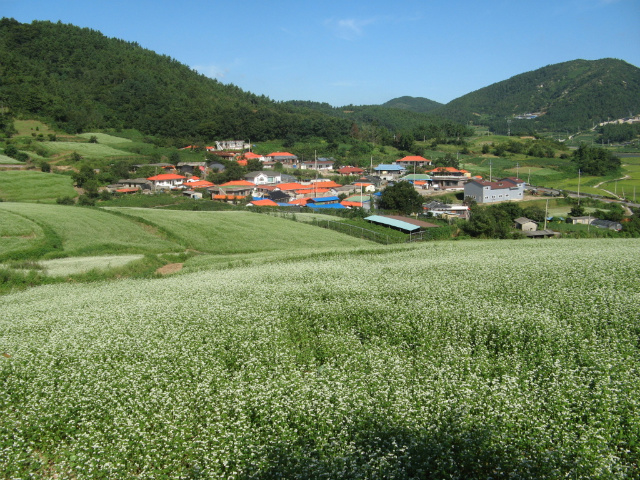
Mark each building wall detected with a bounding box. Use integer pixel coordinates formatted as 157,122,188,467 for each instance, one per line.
464,182,524,203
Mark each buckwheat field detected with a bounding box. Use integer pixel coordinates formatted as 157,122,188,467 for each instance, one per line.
1,238,639,479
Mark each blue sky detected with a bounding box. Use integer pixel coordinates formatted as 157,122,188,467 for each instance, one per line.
3,0,639,106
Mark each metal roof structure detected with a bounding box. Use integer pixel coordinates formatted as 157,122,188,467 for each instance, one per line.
364,215,421,232
311,196,340,203
307,203,346,209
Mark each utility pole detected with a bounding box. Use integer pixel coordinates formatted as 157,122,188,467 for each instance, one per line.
577,169,581,205
544,198,549,230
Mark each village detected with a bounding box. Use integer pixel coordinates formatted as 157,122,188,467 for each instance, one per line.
103,143,627,238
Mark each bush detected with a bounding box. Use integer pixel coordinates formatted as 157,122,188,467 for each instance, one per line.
56,196,76,205
77,195,96,206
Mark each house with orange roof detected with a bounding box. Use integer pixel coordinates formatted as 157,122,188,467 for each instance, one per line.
309,180,341,189
147,173,187,190
184,179,214,189
247,198,279,207
395,156,432,168
219,180,255,187
273,182,306,192
426,167,470,190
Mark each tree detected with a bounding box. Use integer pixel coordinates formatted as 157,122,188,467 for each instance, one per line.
569,204,585,217
378,181,423,214
571,144,621,176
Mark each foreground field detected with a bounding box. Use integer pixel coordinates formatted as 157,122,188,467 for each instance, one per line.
1,238,639,479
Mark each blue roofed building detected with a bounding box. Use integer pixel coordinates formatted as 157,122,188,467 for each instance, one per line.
374,164,406,181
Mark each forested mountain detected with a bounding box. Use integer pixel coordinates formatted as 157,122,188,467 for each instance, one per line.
2,18,637,143
382,96,442,114
0,18,352,143
283,100,453,133
430,59,640,134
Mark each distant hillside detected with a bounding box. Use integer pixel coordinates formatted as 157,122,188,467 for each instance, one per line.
382,96,442,114
282,100,441,133
0,18,351,142
432,59,640,133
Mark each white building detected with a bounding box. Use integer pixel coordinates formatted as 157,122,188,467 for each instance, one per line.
464,177,525,204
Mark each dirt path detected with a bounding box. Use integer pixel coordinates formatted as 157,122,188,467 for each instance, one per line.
155,263,184,275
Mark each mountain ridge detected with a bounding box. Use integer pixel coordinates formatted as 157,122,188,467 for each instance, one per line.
1,18,638,139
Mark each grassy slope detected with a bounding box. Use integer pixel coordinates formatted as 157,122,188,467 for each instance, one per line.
0,204,372,270
0,202,181,259
107,208,371,255
0,170,77,202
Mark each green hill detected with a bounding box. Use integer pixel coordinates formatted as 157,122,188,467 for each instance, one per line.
382,96,443,114
0,18,351,143
431,59,640,134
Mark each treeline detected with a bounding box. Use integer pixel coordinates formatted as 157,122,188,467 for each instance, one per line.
571,144,621,176
598,123,640,143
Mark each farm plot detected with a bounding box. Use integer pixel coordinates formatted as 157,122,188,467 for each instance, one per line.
109,208,370,254
0,170,77,203
77,133,133,145
42,141,132,158
1,238,638,479
0,208,46,258
0,203,181,259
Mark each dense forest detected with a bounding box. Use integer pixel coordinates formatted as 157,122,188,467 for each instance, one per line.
0,18,469,147
0,18,355,143
381,96,443,114
430,59,640,134
2,19,638,144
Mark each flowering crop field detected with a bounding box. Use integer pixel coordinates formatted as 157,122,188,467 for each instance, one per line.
1,238,639,479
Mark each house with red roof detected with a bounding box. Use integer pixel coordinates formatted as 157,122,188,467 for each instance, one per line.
337,166,365,176
147,173,187,190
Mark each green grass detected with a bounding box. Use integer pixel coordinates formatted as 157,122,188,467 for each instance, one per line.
0,154,25,165
76,133,134,145
0,170,77,203
13,119,57,137
108,208,371,255
42,141,134,159
0,202,182,260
